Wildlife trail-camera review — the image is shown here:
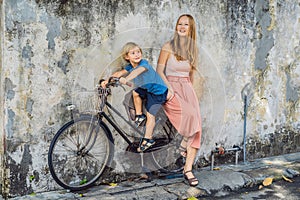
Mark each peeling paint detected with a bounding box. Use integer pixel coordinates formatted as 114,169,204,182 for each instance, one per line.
6,109,15,138
254,0,275,70
57,51,69,74
22,42,33,68
25,98,34,118
5,0,36,31
224,0,255,46
4,78,16,100
7,144,33,196
40,14,61,50
285,66,299,102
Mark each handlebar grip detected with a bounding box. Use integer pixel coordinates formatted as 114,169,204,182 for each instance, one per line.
100,77,132,88
99,79,105,85
108,77,116,83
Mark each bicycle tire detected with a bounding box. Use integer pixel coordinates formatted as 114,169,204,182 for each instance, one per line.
48,115,114,191
148,117,185,174
149,138,184,173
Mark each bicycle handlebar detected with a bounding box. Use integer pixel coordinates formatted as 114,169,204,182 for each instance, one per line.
96,77,133,109
107,77,121,87
98,77,132,88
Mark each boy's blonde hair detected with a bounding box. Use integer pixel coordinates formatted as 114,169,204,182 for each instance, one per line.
121,42,143,62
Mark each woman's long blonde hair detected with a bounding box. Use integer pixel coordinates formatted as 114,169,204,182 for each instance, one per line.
170,14,198,71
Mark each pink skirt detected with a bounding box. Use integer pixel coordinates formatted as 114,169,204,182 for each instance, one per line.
163,76,202,149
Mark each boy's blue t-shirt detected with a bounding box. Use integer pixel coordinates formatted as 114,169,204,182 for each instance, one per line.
124,59,167,95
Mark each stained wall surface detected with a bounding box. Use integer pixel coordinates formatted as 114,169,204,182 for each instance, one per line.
0,0,299,197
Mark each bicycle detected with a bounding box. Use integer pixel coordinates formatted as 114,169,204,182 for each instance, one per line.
48,77,185,191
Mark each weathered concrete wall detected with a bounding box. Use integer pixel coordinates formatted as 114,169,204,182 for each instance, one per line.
0,0,6,196
0,0,299,197
198,0,300,161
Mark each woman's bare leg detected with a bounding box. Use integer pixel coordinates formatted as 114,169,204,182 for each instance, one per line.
184,146,199,185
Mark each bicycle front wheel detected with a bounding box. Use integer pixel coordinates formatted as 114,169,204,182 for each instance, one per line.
48,115,114,191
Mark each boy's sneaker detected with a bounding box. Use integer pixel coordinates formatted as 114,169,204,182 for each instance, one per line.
137,138,156,152
135,114,146,127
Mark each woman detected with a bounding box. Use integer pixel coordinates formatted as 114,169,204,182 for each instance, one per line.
157,14,202,187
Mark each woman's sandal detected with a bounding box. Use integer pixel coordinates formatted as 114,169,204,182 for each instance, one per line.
183,170,199,187
137,138,155,152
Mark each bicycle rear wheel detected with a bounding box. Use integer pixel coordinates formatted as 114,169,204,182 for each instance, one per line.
149,137,185,174
48,115,114,191
149,117,185,174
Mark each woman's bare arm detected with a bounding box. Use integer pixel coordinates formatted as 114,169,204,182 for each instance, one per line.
157,43,173,93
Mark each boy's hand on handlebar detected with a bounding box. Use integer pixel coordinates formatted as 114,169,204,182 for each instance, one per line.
100,80,108,88
99,77,132,88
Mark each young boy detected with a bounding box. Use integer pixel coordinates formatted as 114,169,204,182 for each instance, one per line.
101,42,170,152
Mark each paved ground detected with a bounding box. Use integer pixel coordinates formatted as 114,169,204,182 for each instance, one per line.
206,175,300,200
7,152,300,200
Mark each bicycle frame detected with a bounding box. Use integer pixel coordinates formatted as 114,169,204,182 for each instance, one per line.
96,85,146,146
96,82,176,151
99,101,144,145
